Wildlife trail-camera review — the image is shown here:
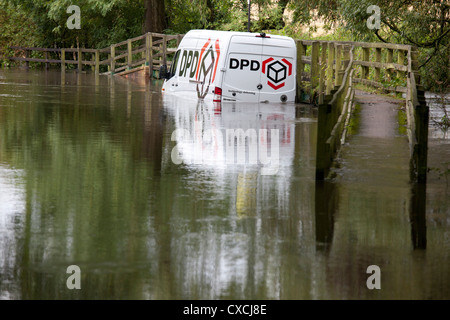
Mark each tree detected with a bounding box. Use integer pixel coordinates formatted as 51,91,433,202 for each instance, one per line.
2,0,146,49
144,0,167,33
252,0,287,31
0,1,38,63
290,0,449,91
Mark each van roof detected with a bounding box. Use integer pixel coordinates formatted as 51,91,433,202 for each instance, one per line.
184,29,294,43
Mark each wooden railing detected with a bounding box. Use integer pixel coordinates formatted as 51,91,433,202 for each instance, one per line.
296,40,352,103
352,42,410,93
310,39,428,182
8,32,183,76
315,46,355,180
296,40,413,102
406,47,428,183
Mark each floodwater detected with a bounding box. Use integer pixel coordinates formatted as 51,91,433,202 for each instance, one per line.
0,69,449,300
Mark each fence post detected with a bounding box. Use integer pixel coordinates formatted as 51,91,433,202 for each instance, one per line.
110,45,116,75
375,48,382,82
415,99,429,183
335,44,342,87
127,39,132,70
45,50,49,70
61,49,66,71
25,49,30,69
326,42,335,95
311,41,320,97
296,40,306,102
397,50,405,79
91,53,95,72
77,48,82,72
146,33,151,66
362,47,370,80
318,42,328,104
95,50,100,74
148,33,154,77
343,45,350,68
410,47,420,85
162,34,168,66
386,48,393,80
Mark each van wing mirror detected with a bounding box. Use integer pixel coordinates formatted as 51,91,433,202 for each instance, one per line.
159,64,171,80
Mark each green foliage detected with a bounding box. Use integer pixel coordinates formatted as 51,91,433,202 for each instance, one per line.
419,45,449,94
165,0,249,33
1,0,285,51
1,0,448,93
2,0,145,49
290,0,449,92
397,105,408,136
165,0,238,33
432,93,450,133
251,0,285,31
164,0,207,33
165,0,287,34
345,101,361,136
0,1,38,66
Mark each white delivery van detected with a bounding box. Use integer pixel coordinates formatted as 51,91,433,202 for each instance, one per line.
161,30,297,103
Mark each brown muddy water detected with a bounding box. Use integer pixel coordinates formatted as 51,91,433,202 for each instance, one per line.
0,69,449,299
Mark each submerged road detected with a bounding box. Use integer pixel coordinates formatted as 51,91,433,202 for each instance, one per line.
317,90,428,298
336,90,411,186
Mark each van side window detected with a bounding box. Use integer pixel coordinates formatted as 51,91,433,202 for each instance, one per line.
168,49,181,79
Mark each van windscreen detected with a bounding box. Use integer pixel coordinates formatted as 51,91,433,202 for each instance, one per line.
168,49,181,79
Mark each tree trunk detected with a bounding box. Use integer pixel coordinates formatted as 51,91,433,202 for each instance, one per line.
144,0,167,33
277,0,289,28
206,0,214,27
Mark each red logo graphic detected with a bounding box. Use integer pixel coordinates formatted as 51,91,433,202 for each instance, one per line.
195,38,220,98
262,58,292,90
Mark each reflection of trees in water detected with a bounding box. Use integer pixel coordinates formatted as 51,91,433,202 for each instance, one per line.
427,93,450,139
313,146,450,298
0,74,167,299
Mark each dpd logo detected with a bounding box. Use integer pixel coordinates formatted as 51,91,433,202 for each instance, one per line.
262,58,292,90
178,38,221,99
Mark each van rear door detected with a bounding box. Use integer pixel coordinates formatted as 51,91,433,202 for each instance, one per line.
221,35,263,102
259,37,296,103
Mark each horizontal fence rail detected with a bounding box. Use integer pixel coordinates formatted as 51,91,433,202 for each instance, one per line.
8,32,184,77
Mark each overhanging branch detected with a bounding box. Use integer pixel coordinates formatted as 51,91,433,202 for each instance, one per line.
382,18,450,48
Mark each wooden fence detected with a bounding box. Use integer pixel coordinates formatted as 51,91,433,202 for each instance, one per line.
314,45,355,180
308,40,428,182
296,40,415,102
406,47,428,183
8,32,183,76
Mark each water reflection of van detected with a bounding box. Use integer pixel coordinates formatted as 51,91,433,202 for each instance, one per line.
163,94,297,218
163,94,295,176
161,30,297,103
